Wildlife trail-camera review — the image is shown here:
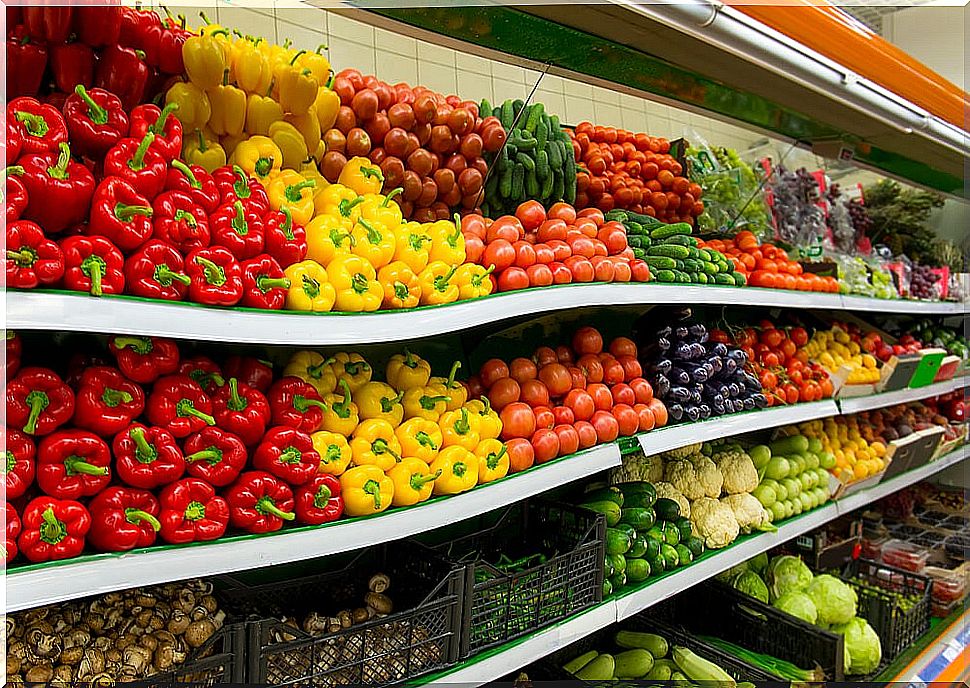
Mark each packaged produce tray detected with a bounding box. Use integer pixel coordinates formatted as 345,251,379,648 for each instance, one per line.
216,542,464,687
425,499,605,656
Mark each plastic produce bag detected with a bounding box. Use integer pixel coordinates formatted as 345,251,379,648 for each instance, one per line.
764,164,826,253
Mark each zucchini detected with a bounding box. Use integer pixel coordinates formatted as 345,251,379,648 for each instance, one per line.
606,527,632,555
563,650,599,676
614,522,637,542
672,646,736,686
646,662,673,682
620,507,656,531
654,497,681,521
647,244,691,259
584,486,624,506
645,256,677,270
627,534,648,559
615,631,669,658
614,648,654,679
649,222,693,240
575,654,615,681
618,481,657,507
581,499,621,526
624,557,651,584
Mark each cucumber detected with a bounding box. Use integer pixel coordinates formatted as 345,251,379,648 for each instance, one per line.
524,102,544,133
479,99,492,119
615,631,669,659
540,168,555,199
500,100,514,129
625,557,651,583
511,163,525,200
575,653,614,681
618,482,657,507
614,522,637,542
696,248,712,261
647,244,691,259
581,500,621,526
715,273,736,285
703,261,719,274
547,138,563,168
696,272,710,284
584,486,624,506
645,256,677,270
607,552,627,574
771,435,809,456
654,269,676,282
499,166,513,198
525,169,539,197
665,234,698,247
535,149,550,179
614,648,654,679
675,271,691,283
649,222,692,240
515,152,535,172
563,650,599,676
551,170,564,202
606,527,632,555
511,98,524,116
620,507,656,531
628,534,648,559
654,497,681,521
536,118,548,151
732,272,747,286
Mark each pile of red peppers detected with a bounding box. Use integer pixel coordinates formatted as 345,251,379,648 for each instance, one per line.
4,331,344,565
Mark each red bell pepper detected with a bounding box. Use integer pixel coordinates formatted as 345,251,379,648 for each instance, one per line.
109,335,181,384
268,377,328,434
7,331,23,382
89,177,154,252
7,97,68,156
6,220,65,289
5,502,22,564
7,120,24,166
147,374,216,438
241,254,290,310
210,200,266,260
212,165,270,216
63,86,129,161
264,207,308,267
95,44,149,112
158,21,188,76
50,42,95,94
73,366,146,437
24,5,73,44
152,190,211,254
18,496,91,563
112,422,185,489
186,246,244,306
165,160,220,214
295,474,344,525
224,356,275,393
60,234,125,297
65,352,112,389
158,477,229,544
124,240,191,301
37,429,111,499
103,133,168,200
87,487,160,552
3,427,36,500
130,103,183,163
75,3,123,48
224,470,296,533
183,426,247,487
178,356,225,393
212,377,271,447
6,31,48,99
6,367,75,436
5,167,29,222
20,142,96,234
253,426,320,487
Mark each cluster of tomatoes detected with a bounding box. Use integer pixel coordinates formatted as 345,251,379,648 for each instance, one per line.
701,231,840,293
460,201,651,292
468,327,668,464
712,321,834,407
568,123,704,223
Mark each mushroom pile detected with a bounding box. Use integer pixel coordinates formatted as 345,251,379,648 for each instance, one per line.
5,580,225,686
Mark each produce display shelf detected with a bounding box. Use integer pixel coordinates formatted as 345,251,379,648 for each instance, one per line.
837,376,969,415
881,603,970,686
414,444,968,687
9,289,964,345
3,443,620,613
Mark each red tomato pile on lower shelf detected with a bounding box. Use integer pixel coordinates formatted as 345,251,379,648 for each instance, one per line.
471,326,668,467
461,200,651,292
701,231,840,293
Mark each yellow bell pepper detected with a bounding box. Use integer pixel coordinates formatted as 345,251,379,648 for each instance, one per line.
284,350,338,396
305,214,353,267
282,260,335,312
314,183,361,221
313,81,340,132
297,45,331,86
232,37,272,95
428,215,466,265
354,381,405,426
264,37,293,71
392,222,432,274
328,254,382,312
386,350,432,391
359,190,404,227
402,386,450,423
232,135,282,186
377,261,421,309
321,379,360,437
464,398,502,440
429,361,467,411
430,446,478,495
278,56,319,114
267,170,316,226
300,158,327,194
350,419,403,472
339,465,393,517
311,430,352,476
182,129,226,173
332,352,372,393
476,439,509,484
439,407,481,452
339,156,385,196
220,131,247,160
311,140,326,165
285,108,321,156
245,92,284,137
196,11,225,37
165,82,211,133
183,31,230,90
207,69,246,137
350,218,396,269
395,418,442,464
268,120,308,170
455,264,495,301
388,458,441,507
418,261,459,306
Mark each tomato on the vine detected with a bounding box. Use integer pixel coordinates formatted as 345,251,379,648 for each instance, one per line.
782,383,799,405
759,369,778,390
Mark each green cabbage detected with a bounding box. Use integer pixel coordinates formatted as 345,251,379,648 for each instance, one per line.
716,562,749,584
733,571,769,603
748,552,769,575
805,574,858,627
834,617,882,674
765,555,813,602
773,591,818,624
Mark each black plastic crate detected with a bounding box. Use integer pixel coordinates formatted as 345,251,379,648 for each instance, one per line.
428,500,605,656
217,542,464,687
141,623,246,686
842,558,933,661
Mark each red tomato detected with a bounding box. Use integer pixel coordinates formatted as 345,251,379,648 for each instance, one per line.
550,262,573,284
567,234,596,258
533,405,555,430
564,256,595,282
486,216,522,243
548,240,572,262
526,264,554,287
564,389,595,420
512,240,537,268
554,424,580,456
548,202,577,224
531,428,560,464
600,355,625,385
591,255,615,282
587,383,613,411
613,404,639,437
616,355,642,381
590,410,619,443
553,345,574,365
488,377,521,411
499,402,537,440
630,259,651,282
596,223,628,254
574,218,598,238
577,354,604,383
761,328,785,348
466,375,485,400
479,358,510,388
612,260,632,282
520,379,551,408
509,357,538,384
567,366,587,390
461,214,487,240
506,438,535,473
534,243,555,265
633,403,656,432
610,383,636,406
537,219,568,243
789,326,809,347
647,398,668,427
497,266,529,292
463,234,485,265
577,207,605,225
629,377,654,404
552,405,575,425
482,239,515,272
572,326,604,355
609,336,638,358
574,421,598,449
534,346,558,367
538,363,572,396
516,200,546,230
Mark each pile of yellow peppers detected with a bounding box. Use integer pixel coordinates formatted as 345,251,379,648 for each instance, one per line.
283,349,510,517
166,14,338,172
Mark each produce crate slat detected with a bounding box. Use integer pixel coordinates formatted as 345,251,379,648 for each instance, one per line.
836,376,969,415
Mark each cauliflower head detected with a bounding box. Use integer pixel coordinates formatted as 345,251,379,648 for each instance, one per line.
691,497,740,548
653,481,690,518
714,449,759,495
611,451,664,484
689,454,724,498
664,458,707,500
721,493,770,533
663,443,703,460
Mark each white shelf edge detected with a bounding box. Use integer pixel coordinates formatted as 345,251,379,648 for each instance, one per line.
836,376,969,415
7,289,965,344
4,444,620,613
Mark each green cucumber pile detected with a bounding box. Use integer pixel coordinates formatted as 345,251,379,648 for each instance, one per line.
480,98,576,215
606,209,747,286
